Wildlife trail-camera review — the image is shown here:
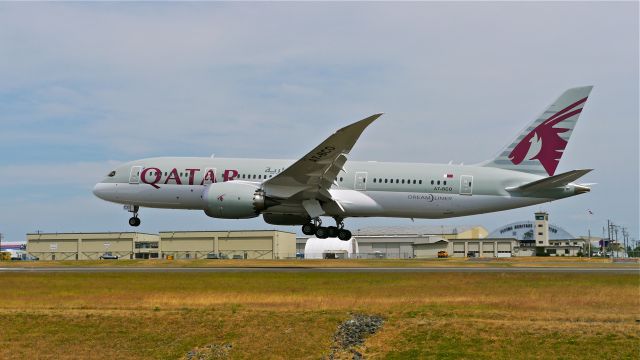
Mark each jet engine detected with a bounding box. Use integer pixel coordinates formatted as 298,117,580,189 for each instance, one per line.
203,182,278,219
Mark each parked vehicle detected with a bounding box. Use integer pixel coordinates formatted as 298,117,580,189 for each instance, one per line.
206,253,220,259
99,252,119,260
437,250,449,258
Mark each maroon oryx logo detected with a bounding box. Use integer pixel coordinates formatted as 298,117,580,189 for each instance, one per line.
217,194,225,202
509,97,587,176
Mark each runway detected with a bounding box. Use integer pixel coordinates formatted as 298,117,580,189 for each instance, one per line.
1,266,638,273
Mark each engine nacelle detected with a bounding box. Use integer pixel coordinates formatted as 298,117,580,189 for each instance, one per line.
203,182,277,219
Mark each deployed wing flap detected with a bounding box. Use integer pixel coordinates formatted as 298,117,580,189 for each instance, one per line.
507,169,593,192
263,114,382,200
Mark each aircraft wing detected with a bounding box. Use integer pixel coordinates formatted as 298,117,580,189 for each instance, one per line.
506,169,593,192
263,113,383,204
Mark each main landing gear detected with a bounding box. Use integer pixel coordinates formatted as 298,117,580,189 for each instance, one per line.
302,218,352,241
126,205,141,227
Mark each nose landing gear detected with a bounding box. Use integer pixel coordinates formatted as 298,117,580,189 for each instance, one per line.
128,215,141,227
125,205,141,227
301,217,352,240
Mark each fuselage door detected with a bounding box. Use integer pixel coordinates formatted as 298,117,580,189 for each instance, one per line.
354,172,368,191
460,175,473,195
129,166,143,184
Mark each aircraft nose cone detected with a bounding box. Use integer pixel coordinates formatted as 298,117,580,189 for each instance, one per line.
93,183,111,200
92,183,103,199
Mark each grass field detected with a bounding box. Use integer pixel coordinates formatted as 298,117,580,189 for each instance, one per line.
0,270,638,359
1,256,635,269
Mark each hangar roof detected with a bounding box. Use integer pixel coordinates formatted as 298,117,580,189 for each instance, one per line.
412,237,448,245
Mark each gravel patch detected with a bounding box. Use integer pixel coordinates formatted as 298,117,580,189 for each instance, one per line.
328,313,384,359
183,343,232,360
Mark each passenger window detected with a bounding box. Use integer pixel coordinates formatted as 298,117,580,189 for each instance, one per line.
108,171,116,177
419,180,422,184
437,180,440,185
413,180,416,184
340,177,343,182
253,175,256,179
401,179,405,184
443,181,447,185
395,179,399,184
373,178,377,183
431,180,434,185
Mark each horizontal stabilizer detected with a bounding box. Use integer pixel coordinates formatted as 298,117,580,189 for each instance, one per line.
507,169,593,192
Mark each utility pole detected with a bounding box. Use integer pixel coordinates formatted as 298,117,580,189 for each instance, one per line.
613,225,620,257
606,220,611,257
622,226,629,257
587,227,591,257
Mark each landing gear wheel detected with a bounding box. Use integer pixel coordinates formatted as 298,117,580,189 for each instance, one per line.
315,227,329,239
302,223,316,236
128,217,141,227
327,226,339,238
337,229,352,241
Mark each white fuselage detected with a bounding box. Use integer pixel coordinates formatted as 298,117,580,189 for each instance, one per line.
93,157,579,220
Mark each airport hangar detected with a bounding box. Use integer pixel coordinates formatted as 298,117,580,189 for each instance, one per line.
25,212,585,260
296,225,522,259
296,212,587,259
26,230,296,260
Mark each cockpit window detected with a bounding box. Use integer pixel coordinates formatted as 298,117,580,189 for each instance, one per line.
108,170,116,177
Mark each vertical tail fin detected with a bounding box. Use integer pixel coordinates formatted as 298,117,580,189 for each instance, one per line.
482,86,593,176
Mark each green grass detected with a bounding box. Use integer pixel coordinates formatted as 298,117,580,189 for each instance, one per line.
0,272,638,359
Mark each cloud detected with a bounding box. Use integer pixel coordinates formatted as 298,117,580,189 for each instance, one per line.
0,2,637,242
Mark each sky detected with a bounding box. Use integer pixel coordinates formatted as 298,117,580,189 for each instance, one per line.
0,2,638,244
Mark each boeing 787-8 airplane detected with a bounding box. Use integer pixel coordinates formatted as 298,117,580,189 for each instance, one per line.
94,86,593,240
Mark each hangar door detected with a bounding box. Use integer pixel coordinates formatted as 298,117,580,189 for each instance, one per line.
498,243,512,253
372,244,400,259
453,243,465,257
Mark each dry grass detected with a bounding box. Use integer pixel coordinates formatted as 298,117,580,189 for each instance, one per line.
0,272,637,359
0,256,632,268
